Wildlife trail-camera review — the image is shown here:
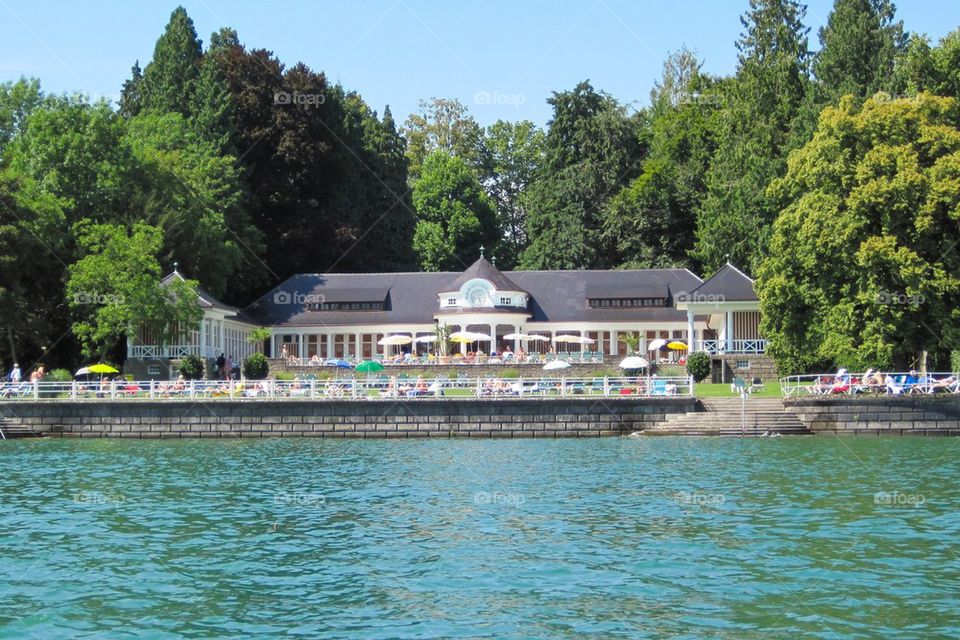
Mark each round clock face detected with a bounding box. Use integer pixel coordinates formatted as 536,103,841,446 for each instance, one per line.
468,287,489,306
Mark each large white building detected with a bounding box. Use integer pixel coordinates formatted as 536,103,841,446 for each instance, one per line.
127,258,772,379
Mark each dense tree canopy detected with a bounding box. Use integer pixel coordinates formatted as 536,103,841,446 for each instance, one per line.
757,93,960,373
412,151,497,271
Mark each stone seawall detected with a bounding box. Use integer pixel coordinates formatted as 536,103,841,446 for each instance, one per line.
786,396,960,435
0,397,695,439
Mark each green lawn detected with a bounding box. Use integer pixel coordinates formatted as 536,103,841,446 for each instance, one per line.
694,381,782,398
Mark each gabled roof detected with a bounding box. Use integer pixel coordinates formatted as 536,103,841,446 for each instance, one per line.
162,270,238,313
685,263,757,302
442,257,525,293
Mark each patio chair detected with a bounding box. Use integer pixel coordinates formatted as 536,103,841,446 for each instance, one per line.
730,377,747,395
748,377,765,394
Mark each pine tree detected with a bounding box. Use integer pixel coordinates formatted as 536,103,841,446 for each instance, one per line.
814,0,905,104
140,6,203,116
693,0,811,274
190,53,235,152
118,62,143,118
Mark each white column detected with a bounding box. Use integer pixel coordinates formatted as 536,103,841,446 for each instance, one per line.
326,334,334,359
354,333,362,359
610,330,617,356
687,310,696,352
725,311,734,352
489,324,496,354
298,333,305,359
513,325,520,353
199,319,207,358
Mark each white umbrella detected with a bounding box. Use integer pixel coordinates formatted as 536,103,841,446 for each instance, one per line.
378,335,412,346
75,366,91,376
647,338,667,351
543,360,571,370
553,335,582,343
503,332,531,340
412,335,436,343
619,356,650,369
468,332,494,341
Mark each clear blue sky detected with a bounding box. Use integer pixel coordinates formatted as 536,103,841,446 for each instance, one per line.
2,0,959,126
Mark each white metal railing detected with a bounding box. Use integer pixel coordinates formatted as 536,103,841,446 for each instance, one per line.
0,375,695,402
695,339,767,354
780,371,960,398
127,345,219,359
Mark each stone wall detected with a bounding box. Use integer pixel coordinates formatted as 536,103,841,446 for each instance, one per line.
712,354,778,383
0,397,695,439
785,396,960,435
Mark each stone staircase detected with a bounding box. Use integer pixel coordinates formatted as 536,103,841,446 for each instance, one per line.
0,418,46,439
642,397,811,436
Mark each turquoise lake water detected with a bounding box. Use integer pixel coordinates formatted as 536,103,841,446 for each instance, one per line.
1,437,958,639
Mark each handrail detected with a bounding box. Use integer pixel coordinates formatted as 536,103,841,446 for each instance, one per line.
779,371,960,398
0,375,695,402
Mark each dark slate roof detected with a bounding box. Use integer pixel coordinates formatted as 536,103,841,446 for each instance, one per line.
685,263,757,301
245,268,703,327
442,257,525,293
316,287,389,303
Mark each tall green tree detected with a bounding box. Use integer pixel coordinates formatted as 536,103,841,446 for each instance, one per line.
893,28,960,98
190,52,235,152
0,171,67,366
757,93,960,373
0,78,42,157
813,0,905,104
693,0,811,274
67,222,202,359
125,110,260,297
412,151,497,271
140,6,203,116
603,49,724,270
520,81,645,269
477,119,544,269
402,97,483,180
118,62,143,118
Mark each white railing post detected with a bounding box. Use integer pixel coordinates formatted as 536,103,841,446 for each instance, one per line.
310,379,316,399
189,380,195,399
518,376,524,397
71,381,77,401
603,376,609,396
476,377,482,398
689,375,695,397
150,379,155,399
560,377,566,397
32,380,38,400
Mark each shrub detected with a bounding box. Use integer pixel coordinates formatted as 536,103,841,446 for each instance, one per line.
499,368,520,379
274,371,295,381
179,354,205,380
952,350,960,374
686,351,712,383
243,353,269,380
44,368,73,382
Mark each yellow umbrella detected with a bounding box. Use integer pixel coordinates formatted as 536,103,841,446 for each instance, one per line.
450,334,476,343
88,363,119,374
667,341,688,350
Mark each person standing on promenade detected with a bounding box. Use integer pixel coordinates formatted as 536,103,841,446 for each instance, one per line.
8,363,20,384
225,355,234,380
216,353,226,379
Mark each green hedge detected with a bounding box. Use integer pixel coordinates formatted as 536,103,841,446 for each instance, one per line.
686,351,712,382
243,353,269,380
